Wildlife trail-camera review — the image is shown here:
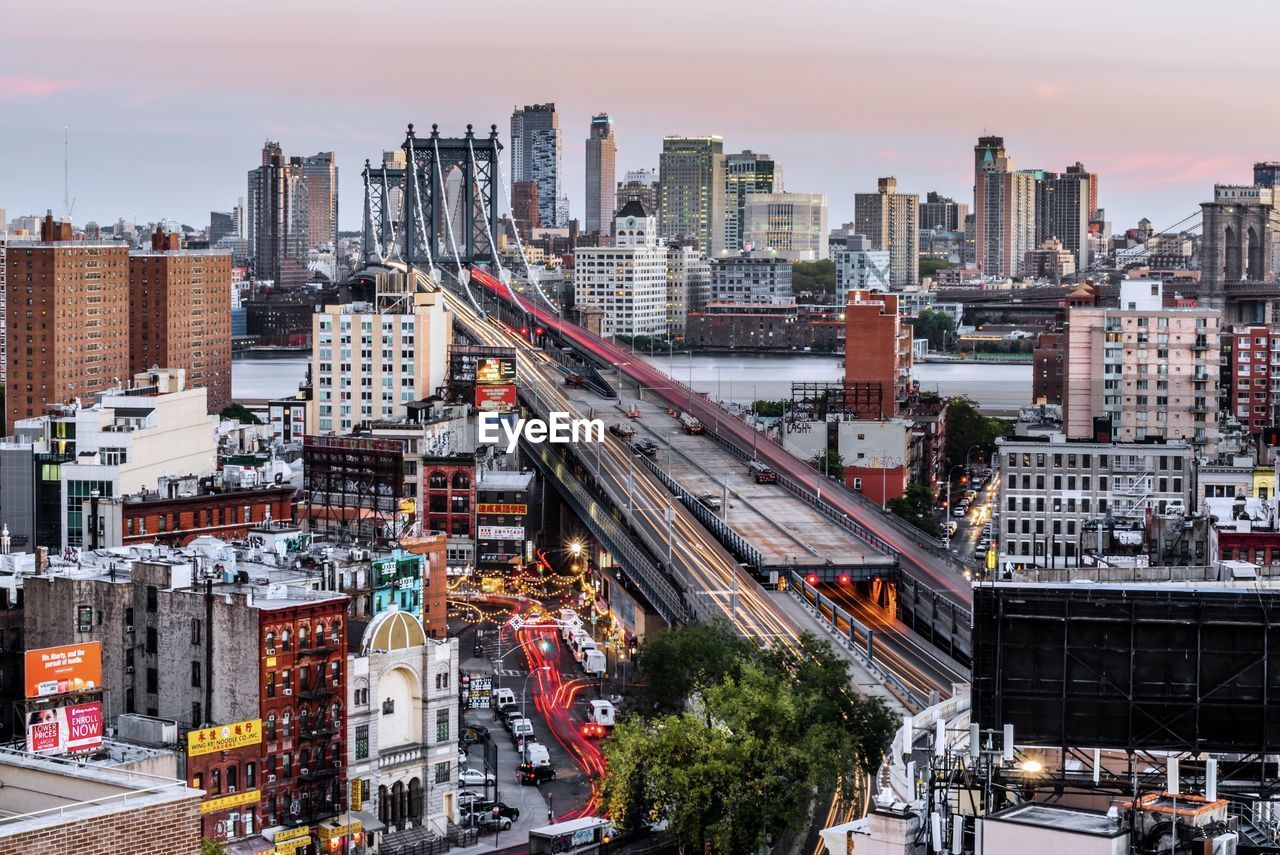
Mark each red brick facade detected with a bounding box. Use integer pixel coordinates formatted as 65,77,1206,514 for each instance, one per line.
123,486,295,546
0,795,203,855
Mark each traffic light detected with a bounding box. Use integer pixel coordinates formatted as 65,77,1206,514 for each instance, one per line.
839,574,851,585
806,574,818,586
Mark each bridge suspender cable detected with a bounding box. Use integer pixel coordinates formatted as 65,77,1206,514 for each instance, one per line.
467,136,522,308
407,147,435,274
492,146,560,315
432,135,484,315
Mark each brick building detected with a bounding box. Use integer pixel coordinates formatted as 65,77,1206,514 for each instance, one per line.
1225,325,1279,435
4,217,131,427
844,289,913,418
1032,331,1066,405
129,229,234,413
121,484,296,546
684,303,844,352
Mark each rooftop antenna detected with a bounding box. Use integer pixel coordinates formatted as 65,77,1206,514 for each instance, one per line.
64,127,76,221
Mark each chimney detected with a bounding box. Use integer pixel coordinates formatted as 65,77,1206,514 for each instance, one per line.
152,227,179,251
41,211,72,242
35,546,49,574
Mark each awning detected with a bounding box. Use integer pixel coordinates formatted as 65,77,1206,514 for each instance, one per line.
226,837,276,855
349,810,386,833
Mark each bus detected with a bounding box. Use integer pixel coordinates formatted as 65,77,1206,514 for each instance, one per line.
747,460,777,483
529,817,613,854
678,412,703,434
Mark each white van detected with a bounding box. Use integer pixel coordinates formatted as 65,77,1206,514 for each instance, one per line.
522,741,551,767
510,718,534,743
587,700,615,727
575,637,599,664
582,648,606,675
493,688,515,708
558,609,581,641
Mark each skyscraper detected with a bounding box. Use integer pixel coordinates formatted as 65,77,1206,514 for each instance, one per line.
573,201,668,337
919,191,968,232
854,178,919,286
617,169,659,217
1065,161,1098,218
511,103,568,227
300,151,339,250
246,141,309,288
659,136,725,256
1033,168,1090,274
973,136,1035,278
585,114,617,236
723,151,781,252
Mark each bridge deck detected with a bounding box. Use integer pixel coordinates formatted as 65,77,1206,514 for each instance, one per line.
567,375,891,573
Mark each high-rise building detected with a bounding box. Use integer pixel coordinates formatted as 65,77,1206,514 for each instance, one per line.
708,253,793,305
919,191,968,232
247,141,309,288
573,201,668,337
973,137,1036,279
854,177,919,286
129,228,234,413
1224,325,1280,435
617,169,659,218
1065,279,1220,452
1065,161,1098,218
1022,238,1076,281
723,151,781,253
510,180,539,238
1034,168,1090,273
833,233,891,294
658,136,725,256
665,244,711,337
4,216,131,427
741,192,827,261
585,114,617,236
309,289,452,434
511,103,567,227
300,151,339,250
209,211,235,244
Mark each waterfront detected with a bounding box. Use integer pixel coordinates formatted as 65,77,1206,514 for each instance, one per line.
234,350,1031,412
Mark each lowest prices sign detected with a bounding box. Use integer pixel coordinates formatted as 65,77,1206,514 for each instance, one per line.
27,701,103,755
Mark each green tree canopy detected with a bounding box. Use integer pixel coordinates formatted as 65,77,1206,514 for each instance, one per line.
905,308,957,352
807,449,845,481
219,402,262,425
944,396,1011,467
887,482,940,537
791,259,837,302
919,258,953,278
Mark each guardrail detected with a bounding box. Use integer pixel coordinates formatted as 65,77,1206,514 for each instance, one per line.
784,569,930,712
632,450,766,570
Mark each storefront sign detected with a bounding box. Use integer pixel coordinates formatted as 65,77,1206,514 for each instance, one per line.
200,789,261,814
318,820,363,842
25,642,102,698
478,525,525,541
477,503,527,516
187,718,263,757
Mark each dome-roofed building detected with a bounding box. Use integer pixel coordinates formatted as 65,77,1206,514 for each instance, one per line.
346,606,459,850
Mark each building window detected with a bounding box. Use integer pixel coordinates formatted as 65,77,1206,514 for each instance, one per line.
436,708,449,743
192,661,202,688
146,668,158,694
77,605,92,633
192,703,202,727
191,618,201,645
146,586,158,612
146,627,158,654
356,725,369,760
435,761,450,784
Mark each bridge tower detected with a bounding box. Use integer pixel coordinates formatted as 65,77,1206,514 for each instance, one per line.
401,123,504,270
361,158,405,265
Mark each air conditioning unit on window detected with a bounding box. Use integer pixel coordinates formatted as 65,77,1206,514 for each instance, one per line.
331,678,340,687
283,688,292,696
267,774,277,783
125,665,134,674
227,786,236,794
301,768,310,776
125,625,135,633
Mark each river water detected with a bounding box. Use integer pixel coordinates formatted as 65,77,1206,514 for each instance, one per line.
233,351,1031,411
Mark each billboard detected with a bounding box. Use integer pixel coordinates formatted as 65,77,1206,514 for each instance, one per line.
187,718,263,757
478,525,525,541
25,642,102,698
475,384,517,411
26,701,103,755
477,503,528,516
475,356,516,385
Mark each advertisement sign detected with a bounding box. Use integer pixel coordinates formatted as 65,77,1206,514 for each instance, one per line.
200,789,260,814
26,701,103,755
478,525,525,541
475,357,516,385
187,718,263,757
477,503,528,516
467,674,493,709
475,383,517,411
25,642,102,698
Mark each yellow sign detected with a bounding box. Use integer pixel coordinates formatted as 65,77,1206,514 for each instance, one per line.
273,835,311,855
399,498,416,515
477,502,527,516
200,788,260,814
187,718,263,757
986,547,998,572
351,779,363,811
274,827,310,843
318,820,363,842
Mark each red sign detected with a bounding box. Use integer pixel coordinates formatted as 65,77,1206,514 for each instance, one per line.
475,384,517,411
26,701,103,755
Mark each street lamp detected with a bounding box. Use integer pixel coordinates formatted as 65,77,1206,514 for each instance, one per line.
492,635,551,696
520,664,553,720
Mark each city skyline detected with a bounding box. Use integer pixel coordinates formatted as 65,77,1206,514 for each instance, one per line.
2,0,1277,234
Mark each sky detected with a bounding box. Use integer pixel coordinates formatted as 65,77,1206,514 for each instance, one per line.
3,0,1279,236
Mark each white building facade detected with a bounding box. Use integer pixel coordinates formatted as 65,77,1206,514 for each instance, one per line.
573,201,668,337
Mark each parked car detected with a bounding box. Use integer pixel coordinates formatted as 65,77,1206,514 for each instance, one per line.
470,812,513,832
943,521,958,536
516,761,557,786
457,790,485,808
953,506,968,518
471,800,521,821
458,768,496,787
700,494,723,511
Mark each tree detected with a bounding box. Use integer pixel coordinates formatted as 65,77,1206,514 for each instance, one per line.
752,399,786,418
919,258,953,278
944,396,1012,468
807,449,844,481
791,259,837,302
219,402,262,425
887,482,940,536
200,839,228,855
604,626,897,849
632,620,757,716
905,308,957,352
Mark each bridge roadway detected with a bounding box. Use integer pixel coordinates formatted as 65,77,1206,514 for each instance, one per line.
570,372,891,574
406,264,962,703
468,270,975,610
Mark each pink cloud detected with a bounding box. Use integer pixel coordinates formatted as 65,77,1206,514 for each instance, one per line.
0,74,80,101
1095,152,1238,187
874,148,903,162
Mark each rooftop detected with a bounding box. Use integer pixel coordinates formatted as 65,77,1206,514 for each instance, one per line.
986,803,1124,837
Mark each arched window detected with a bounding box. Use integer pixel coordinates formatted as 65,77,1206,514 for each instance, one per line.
266,712,277,740
378,785,389,825
408,778,423,820
314,623,325,646
428,471,448,489
298,626,308,649
451,471,470,490
331,702,342,727
329,622,341,645
281,711,291,738
280,629,291,651
265,631,275,653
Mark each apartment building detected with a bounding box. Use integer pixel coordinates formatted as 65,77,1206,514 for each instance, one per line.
572,201,668,337
854,177,918,285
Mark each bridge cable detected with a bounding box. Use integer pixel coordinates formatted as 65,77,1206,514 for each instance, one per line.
492,149,560,315
407,147,436,276
431,136,484,315
467,136,522,308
